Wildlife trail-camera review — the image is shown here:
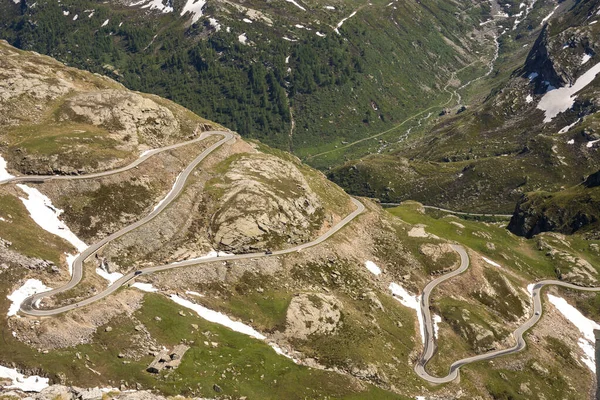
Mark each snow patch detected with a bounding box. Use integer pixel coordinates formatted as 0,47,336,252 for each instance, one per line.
73,14,78,20
364,261,382,276
537,61,600,122
243,18,252,23
180,0,206,24
582,53,592,65
325,5,335,9
101,19,109,27
587,139,600,148
567,139,575,144
153,173,181,212
528,72,539,80
316,31,326,37
238,33,247,44
0,365,49,392
16,184,87,252
482,257,501,268
0,155,15,182
540,5,559,26
131,282,159,292
334,10,357,34
96,268,124,286
389,282,424,344
525,94,533,103
171,294,265,339
284,0,306,11
208,17,221,31
432,314,442,339
7,279,52,317
547,294,600,372
185,290,204,297
558,118,580,134
63,10,69,16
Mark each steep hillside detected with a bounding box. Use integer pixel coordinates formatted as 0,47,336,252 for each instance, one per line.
2,41,600,400
329,0,600,213
0,0,492,156
508,170,600,238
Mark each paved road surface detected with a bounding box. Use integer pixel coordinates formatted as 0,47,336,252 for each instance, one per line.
7,130,599,383
379,203,513,218
14,131,364,316
0,130,222,185
415,245,600,384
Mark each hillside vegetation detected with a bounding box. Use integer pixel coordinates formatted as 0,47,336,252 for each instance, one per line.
0,0,491,156
329,0,600,213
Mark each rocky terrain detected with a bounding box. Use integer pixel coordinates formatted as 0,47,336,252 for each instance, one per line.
0,40,216,176
208,153,324,252
329,0,600,213
1,38,600,400
508,170,600,238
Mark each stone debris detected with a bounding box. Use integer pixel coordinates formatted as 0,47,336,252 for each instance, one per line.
146,344,189,373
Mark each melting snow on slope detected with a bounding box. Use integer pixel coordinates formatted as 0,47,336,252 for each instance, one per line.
540,5,559,26
389,282,424,343
547,294,600,372
171,294,297,361
208,18,221,31
537,61,600,122
558,118,580,134
432,314,442,339
171,294,265,339
0,365,49,392
582,53,592,65
16,184,87,252
482,257,501,268
587,139,600,148
186,290,204,297
7,279,52,317
169,249,234,266
334,10,357,34
153,173,181,212
131,282,159,292
365,261,382,276
180,0,206,24
96,268,124,286
285,0,306,11
135,0,174,13
0,155,14,182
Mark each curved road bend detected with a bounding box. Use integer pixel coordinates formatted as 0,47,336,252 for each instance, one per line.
0,130,227,186
416,245,600,384
16,127,365,315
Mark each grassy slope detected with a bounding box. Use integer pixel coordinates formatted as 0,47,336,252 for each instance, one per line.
328,0,600,213
0,0,488,159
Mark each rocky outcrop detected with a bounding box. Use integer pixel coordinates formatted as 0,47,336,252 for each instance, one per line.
508,183,600,238
59,90,180,148
209,154,324,252
284,293,342,339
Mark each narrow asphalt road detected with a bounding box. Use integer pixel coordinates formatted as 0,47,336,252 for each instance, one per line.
0,130,223,185
415,245,600,384
7,129,598,381
14,130,365,316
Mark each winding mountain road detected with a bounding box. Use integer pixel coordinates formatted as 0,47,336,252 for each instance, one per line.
416,245,600,384
4,129,599,384
5,130,364,316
